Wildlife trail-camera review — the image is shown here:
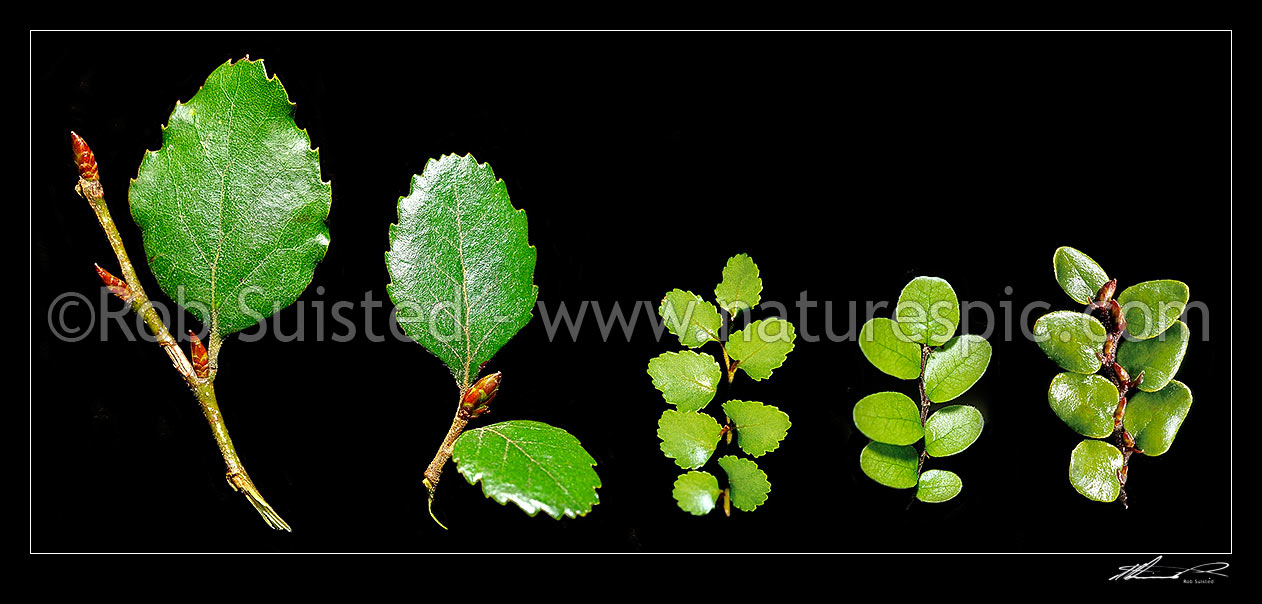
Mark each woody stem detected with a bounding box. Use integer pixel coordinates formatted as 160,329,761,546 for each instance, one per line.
74,156,290,531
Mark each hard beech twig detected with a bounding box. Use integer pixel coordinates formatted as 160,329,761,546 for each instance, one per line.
1087,279,1141,509
421,371,501,529
69,132,291,531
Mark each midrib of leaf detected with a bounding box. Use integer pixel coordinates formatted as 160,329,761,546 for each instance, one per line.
925,352,968,398
208,64,241,339
481,425,573,498
871,336,920,367
451,178,474,388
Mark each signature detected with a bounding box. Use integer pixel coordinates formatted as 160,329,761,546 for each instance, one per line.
1110,556,1229,581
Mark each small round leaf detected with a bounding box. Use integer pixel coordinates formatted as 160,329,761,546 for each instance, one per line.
853,391,923,446
1034,310,1107,374
714,253,763,316
916,469,962,503
672,471,720,516
659,289,722,349
1068,439,1123,503
924,405,984,457
859,442,919,489
1124,380,1192,457
657,410,722,469
859,318,922,379
1054,246,1109,305
647,351,721,413
1048,373,1119,438
722,400,791,457
717,455,771,512
1117,280,1189,341
1117,320,1189,393
923,334,991,403
895,276,960,346
727,318,796,381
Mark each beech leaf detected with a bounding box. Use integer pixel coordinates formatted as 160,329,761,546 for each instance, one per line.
659,289,722,349
452,420,601,519
714,253,763,316
1117,320,1190,393
386,154,538,388
1124,380,1193,457
672,471,721,516
727,318,796,380
1048,373,1119,438
859,442,919,489
895,276,960,346
1117,280,1189,341
657,410,722,469
1034,311,1107,374
858,318,922,380
916,469,962,503
130,57,332,337
1068,439,1122,503
923,334,991,403
852,391,923,446
923,405,983,457
647,351,722,413
721,399,791,457
717,455,771,511
1053,246,1109,305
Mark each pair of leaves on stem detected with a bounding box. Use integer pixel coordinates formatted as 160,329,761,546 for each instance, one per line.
650,255,793,515
387,154,600,520
854,277,990,503
1039,247,1192,502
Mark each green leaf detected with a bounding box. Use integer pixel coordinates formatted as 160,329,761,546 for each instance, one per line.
727,318,796,380
647,351,721,413
852,392,923,446
672,471,720,516
1034,311,1107,374
924,405,984,457
1117,320,1189,392
916,469,962,503
714,253,763,316
386,154,537,388
722,400,791,457
895,276,960,346
1068,439,1122,503
657,410,722,469
1118,280,1189,340
659,289,722,349
923,335,991,403
858,318,922,380
717,455,771,511
859,442,919,489
130,57,331,337
452,420,601,519
1048,373,1119,438
1053,246,1109,305
1124,380,1193,457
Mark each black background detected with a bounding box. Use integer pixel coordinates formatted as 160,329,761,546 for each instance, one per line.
31,32,1231,556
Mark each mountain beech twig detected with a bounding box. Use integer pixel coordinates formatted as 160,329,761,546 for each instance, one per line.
69,133,290,531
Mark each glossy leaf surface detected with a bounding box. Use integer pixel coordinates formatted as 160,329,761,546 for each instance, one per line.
1068,439,1122,502
714,253,762,316
130,58,332,337
852,391,923,446
1117,320,1189,393
647,351,721,413
1048,373,1119,438
722,400,791,457
452,420,601,519
1054,246,1109,305
657,410,721,469
387,154,537,388
1124,380,1192,456
659,289,722,349
727,318,796,380
895,276,960,346
923,334,991,403
1118,280,1189,341
916,469,962,503
1034,311,1107,374
858,318,922,380
672,471,720,516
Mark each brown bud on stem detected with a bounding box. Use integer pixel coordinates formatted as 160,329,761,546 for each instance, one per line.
189,330,210,379
70,132,99,181
94,263,132,302
1097,279,1118,304
459,372,502,419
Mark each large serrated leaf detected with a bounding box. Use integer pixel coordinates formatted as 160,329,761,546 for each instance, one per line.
916,469,962,503
721,400,791,457
923,334,991,403
714,253,762,316
1053,246,1110,305
727,318,796,380
717,455,771,511
1118,280,1189,341
1068,439,1122,503
1117,321,1189,393
1034,311,1107,374
859,442,919,489
130,57,331,338
924,405,983,457
647,351,721,413
452,420,601,519
895,276,959,346
852,391,923,446
672,471,720,516
1124,380,1192,456
858,318,922,380
659,289,722,349
386,154,537,389
1048,373,1119,438
657,410,722,469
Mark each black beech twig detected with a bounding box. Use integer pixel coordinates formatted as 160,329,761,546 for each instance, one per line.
1087,279,1143,509
70,132,291,531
